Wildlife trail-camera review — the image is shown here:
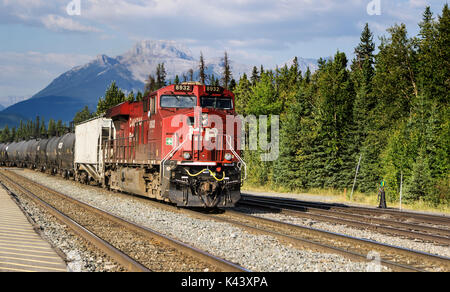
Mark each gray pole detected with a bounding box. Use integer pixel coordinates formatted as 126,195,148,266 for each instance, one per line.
350,154,362,201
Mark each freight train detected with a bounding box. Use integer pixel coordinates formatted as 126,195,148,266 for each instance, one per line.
0,83,245,208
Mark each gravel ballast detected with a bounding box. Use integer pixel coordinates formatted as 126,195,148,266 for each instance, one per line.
11,169,385,272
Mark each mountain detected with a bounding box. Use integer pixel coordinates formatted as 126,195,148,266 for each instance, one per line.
0,40,318,128
281,57,319,73
31,54,144,103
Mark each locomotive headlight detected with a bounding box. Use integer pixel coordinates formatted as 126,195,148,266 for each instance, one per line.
202,113,209,127
183,152,192,160
225,153,234,161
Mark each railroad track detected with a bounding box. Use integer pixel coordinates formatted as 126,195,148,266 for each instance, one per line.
238,195,450,246
5,169,450,272
0,169,248,272
240,194,450,227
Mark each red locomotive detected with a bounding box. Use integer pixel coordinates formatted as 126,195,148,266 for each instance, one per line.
98,83,245,207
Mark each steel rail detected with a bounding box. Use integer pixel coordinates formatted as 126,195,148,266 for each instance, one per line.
241,194,450,226
239,198,450,245
0,169,249,272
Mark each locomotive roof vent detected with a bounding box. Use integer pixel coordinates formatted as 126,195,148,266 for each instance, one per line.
181,81,203,86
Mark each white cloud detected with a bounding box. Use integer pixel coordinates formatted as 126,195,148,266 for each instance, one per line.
41,14,101,33
0,0,101,33
82,0,363,26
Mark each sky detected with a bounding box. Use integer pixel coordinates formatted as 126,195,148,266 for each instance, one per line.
0,0,447,107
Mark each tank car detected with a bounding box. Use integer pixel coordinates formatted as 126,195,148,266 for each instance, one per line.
0,143,9,165
36,139,50,171
17,140,30,167
7,142,24,167
56,133,75,178
46,136,63,174
25,140,39,169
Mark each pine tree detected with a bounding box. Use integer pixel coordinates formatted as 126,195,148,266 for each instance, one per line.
199,52,207,84
136,92,144,102
311,52,355,188
350,23,376,191
11,128,16,142
17,120,23,141
74,106,93,124
250,66,259,86
188,68,194,82
229,79,236,91
405,148,432,202
304,67,311,84
209,74,219,86
156,63,167,89
246,71,281,116
417,6,438,104
126,91,135,102
96,81,126,115
35,116,40,138
353,23,376,71
48,119,56,137
56,120,63,136
2,125,10,142
40,120,47,138
233,74,251,115
221,51,232,89
360,24,418,193
274,88,314,189
145,74,157,94
433,4,450,105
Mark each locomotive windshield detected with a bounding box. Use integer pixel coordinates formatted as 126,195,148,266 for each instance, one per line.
200,96,233,110
161,95,196,108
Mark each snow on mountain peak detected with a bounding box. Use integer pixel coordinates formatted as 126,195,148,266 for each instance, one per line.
117,40,198,83
127,40,195,60
279,57,319,74
95,54,118,66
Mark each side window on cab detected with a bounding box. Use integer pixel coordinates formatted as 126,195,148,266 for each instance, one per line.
143,97,149,112
150,96,156,115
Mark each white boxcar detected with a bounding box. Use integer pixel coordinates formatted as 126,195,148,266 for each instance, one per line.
74,117,113,182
